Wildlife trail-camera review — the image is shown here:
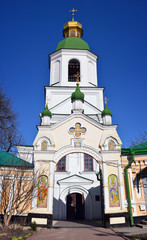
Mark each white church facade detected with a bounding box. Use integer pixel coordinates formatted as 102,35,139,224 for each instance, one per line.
15,12,147,228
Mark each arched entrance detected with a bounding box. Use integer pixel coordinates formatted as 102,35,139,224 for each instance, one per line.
53,148,102,220
67,193,85,220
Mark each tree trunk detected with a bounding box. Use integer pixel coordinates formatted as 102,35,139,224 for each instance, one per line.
3,212,12,228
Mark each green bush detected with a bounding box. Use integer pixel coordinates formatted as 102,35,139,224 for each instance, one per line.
12,237,17,240
30,221,37,231
12,236,23,240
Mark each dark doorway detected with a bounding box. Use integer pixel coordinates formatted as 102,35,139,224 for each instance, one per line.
67,193,85,220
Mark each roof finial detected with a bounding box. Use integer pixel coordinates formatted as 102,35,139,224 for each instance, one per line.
69,8,77,21
104,97,109,105
73,72,80,85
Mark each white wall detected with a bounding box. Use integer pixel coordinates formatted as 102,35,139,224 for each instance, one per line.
53,153,102,220
50,49,98,87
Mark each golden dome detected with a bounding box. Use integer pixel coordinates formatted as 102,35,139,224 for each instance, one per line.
63,8,83,38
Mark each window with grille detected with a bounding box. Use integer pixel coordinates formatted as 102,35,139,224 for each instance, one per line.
68,59,80,82
84,154,93,171
56,156,66,171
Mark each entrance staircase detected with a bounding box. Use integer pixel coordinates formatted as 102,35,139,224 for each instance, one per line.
52,220,103,228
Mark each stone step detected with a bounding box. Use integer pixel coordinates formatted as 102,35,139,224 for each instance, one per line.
136,224,147,228
140,220,147,225
52,220,103,228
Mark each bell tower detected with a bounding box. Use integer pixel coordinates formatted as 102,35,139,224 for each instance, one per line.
46,12,105,124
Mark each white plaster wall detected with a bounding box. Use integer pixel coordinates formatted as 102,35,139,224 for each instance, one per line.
45,86,104,124
17,146,34,164
50,49,98,87
53,153,101,220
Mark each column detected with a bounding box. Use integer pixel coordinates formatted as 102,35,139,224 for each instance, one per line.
48,161,55,213
31,162,38,209
0,176,3,203
118,159,125,209
102,160,109,210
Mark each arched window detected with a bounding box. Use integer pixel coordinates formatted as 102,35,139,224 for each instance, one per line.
70,30,76,37
84,154,93,171
68,59,80,82
56,156,66,171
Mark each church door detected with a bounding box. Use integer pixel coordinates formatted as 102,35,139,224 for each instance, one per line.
67,193,85,220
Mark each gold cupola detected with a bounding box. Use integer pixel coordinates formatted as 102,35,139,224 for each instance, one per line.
63,8,83,38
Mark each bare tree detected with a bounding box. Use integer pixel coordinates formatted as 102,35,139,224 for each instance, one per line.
0,86,22,153
129,131,147,147
0,164,34,228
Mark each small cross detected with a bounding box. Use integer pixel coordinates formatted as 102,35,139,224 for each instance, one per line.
69,8,77,21
73,72,80,85
104,97,109,105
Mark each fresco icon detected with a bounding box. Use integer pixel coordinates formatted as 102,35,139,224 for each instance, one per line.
37,175,48,208
108,174,120,207
69,122,86,138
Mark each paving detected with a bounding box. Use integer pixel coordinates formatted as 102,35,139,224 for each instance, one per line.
28,220,147,240
29,221,128,240
113,226,147,237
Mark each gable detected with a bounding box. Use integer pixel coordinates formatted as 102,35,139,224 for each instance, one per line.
57,174,93,185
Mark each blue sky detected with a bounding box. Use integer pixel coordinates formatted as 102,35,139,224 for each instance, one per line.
0,0,147,147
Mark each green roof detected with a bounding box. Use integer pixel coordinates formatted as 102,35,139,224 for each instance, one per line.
71,84,84,102
122,142,147,155
41,105,52,117
56,37,90,51
102,104,112,117
0,151,33,167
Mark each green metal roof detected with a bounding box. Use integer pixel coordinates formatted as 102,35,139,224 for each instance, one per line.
18,145,33,147
56,37,90,51
41,105,52,117
102,104,112,117
0,151,33,167
71,84,84,102
122,142,147,155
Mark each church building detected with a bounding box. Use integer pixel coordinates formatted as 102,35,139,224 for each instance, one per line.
14,11,147,228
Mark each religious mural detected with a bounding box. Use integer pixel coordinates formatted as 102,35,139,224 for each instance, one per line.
37,175,48,208
69,122,86,138
108,174,120,207
41,141,47,151
108,140,115,150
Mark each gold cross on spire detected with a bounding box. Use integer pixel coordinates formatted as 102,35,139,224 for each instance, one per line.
104,97,109,105
73,72,80,85
69,8,77,21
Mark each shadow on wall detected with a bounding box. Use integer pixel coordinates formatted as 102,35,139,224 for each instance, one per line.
53,185,103,221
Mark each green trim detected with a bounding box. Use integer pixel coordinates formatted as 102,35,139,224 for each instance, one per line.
56,37,90,51
71,84,84,102
122,142,147,156
124,151,135,226
122,149,147,156
18,145,33,147
0,151,33,167
102,104,112,117
41,105,52,117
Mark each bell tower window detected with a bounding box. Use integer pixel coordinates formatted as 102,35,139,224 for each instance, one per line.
68,59,80,82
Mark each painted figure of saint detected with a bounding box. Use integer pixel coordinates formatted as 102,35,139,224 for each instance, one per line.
37,176,48,208
108,174,120,207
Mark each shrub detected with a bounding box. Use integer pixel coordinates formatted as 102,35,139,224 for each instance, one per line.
30,221,37,231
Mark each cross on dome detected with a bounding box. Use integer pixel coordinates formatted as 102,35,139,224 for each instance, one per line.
69,8,77,21
73,72,80,85
104,97,109,105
